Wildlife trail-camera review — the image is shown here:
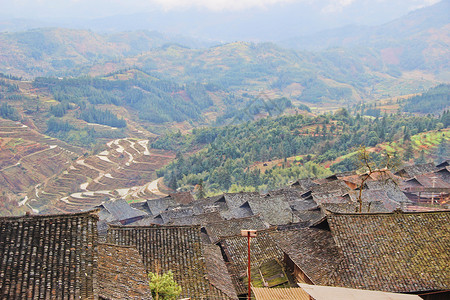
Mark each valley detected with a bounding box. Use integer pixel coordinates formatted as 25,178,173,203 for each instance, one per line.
0,1,448,216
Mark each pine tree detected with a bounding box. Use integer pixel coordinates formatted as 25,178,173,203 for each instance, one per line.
415,150,426,164
195,179,206,200
403,142,414,161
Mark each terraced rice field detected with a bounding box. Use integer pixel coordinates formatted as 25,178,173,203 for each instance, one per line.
0,119,81,194
30,138,176,213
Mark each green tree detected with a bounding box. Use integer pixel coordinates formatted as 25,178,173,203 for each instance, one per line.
403,127,411,142
148,270,182,300
415,150,426,164
434,140,448,164
195,179,206,200
356,146,398,213
403,142,414,161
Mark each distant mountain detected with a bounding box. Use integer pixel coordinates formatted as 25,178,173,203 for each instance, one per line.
0,28,444,103
281,0,450,74
0,1,440,43
282,0,450,49
0,28,218,78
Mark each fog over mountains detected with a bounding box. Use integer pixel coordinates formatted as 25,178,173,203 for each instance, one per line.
0,0,446,43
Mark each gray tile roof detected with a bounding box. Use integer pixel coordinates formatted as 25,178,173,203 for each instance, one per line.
207,192,258,220
167,211,223,226
312,192,348,204
97,243,152,300
247,194,298,225
265,188,303,203
146,197,175,215
327,211,450,293
0,211,99,299
310,180,350,195
271,228,342,285
435,166,450,183
395,163,437,179
98,199,147,222
366,180,410,204
106,224,232,299
219,230,289,295
291,178,319,190
191,196,228,215
158,206,194,224
321,201,390,213
205,215,270,244
203,244,239,299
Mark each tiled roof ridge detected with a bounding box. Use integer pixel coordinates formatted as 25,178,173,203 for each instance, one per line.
327,209,450,216
217,227,277,241
197,242,226,296
224,191,259,195
97,242,137,249
108,223,202,229
0,208,100,221
207,214,263,225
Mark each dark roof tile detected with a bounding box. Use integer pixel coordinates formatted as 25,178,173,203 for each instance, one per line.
203,244,239,299
395,163,437,179
219,230,289,295
0,211,99,299
98,199,146,222
321,201,391,214
107,224,231,299
327,211,450,293
97,243,152,300
247,195,298,225
167,212,223,226
271,229,342,285
205,215,269,244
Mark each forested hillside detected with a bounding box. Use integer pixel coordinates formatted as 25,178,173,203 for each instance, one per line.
402,84,450,114
32,72,214,124
0,27,446,105
155,110,449,194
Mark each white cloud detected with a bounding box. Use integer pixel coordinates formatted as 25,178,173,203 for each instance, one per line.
2,0,442,18
321,0,356,14
147,0,299,11
408,0,441,11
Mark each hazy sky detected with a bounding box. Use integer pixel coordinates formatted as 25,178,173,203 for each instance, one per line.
0,0,443,41
1,0,440,19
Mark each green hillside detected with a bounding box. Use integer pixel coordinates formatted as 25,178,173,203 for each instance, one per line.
154,109,449,195
402,84,450,114
0,28,445,105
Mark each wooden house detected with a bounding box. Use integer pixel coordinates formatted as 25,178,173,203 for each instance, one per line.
273,210,450,300
107,223,236,299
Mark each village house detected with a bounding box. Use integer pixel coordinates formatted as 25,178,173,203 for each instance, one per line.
0,211,99,299
106,223,236,299
217,229,296,297
274,210,450,300
0,210,152,300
